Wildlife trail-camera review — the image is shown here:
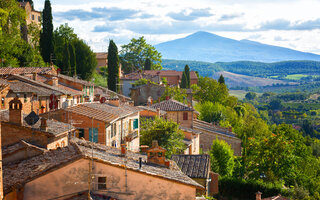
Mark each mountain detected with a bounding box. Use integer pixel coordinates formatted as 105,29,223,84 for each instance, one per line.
155,31,320,63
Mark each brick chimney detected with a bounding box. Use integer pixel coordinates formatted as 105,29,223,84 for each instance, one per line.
32,72,37,81
9,97,23,126
48,77,58,87
256,191,262,200
108,98,120,107
120,143,126,157
157,108,160,117
40,118,48,132
146,140,169,167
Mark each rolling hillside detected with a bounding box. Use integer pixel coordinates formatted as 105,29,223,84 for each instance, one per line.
155,31,320,63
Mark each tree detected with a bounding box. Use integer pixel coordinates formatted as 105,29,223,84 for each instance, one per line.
245,92,257,100
120,36,162,72
107,40,119,92
62,41,71,75
269,99,283,110
40,0,53,63
218,74,225,84
198,101,226,123
184,65,190,88
68,42,76,76
144,58,151,70
180,71,187,88
140,117,185,158
210,138,235,177
161,86,187,103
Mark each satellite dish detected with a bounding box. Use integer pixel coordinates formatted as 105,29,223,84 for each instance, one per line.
24,111,40,126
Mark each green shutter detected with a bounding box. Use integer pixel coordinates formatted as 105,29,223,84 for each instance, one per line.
133,119,138,129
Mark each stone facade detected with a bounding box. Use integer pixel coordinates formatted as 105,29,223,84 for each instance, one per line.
130,83,165,106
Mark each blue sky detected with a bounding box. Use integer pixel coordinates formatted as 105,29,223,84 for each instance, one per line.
33,0,320,54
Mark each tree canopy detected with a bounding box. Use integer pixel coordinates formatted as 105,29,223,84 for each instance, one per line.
140,117,185,158
107,40,119,92
40,0,53,63
120,36,162,72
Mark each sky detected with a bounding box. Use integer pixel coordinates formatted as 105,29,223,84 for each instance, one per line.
33,0,320,54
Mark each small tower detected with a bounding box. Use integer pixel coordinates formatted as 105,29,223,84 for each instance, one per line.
9,97,23,126
146,140,170,167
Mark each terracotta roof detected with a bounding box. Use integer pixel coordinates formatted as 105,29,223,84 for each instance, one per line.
2,140,46,157
262,195,290,200
193,119,239,139
150,99,195,112
95,86,131,100
137,106,167,116
171,154,210,179
58,74,94,86
0,67,55,75
0,110,75,136
95,52,108,59
3,137,203,194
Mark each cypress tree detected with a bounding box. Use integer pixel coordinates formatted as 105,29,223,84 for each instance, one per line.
144,58,151,70
184,65,190,88
107,40,119,92
218,74,225,84
180,71,187,89
68,42,76,76
62,41,71,75
40,0,53,63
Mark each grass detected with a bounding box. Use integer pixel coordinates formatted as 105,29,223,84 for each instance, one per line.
229,90,262,100
285,74,309,80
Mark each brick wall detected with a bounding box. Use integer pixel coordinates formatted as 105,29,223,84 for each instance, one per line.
166,111,193,128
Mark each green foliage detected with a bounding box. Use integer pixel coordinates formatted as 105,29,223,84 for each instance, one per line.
62,41,71,75
53,24,96,80
68,42,76,76
180,70,188,88
131,78,150,87
40,0,53,63
198,101,226,123
107,40,119,92
140,117,185,157
144,58,151,70
245,92,257,100
210,139,234,177
120,36,162,72
219,177,289,200
218,74,225,84
184,65,190,88
92,71,107,88
0,0,44,67
269,99,283,110
161,86,187,103
192,76,229,104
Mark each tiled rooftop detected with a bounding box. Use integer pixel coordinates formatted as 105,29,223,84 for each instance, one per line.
95,52,108,59
58,74,94,86
2,140,46,157
95,86,131,100
193,119,239,139
0,109,75,136
171,154,210,179
180,126,202,134
150,99,195,112
0,67,55,75
138,106,167,115
3,137,203,194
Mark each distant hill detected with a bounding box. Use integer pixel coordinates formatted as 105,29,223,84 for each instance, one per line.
162,59,320,78
155,31,320,63
212,71,297,88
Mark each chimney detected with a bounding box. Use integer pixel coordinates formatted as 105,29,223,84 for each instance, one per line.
120,144,126,157
49,77,58,87
157,108,160,117
146,140,169,167
9,97,23,126
40,118,48,132
139,157,142,169
228,127,232,132
256,191,262,200
108,98,120,107
158,97,160,103
140,145,149,153
32,72,37,81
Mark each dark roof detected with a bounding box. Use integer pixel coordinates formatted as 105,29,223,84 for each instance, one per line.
193,119,239,139
3,137,203,194
171,154,210,179
150,99,194,111
0,110,75,136
180,126,202,134
0,67,55,75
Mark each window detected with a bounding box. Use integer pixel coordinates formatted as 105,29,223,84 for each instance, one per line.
24,94,27,102
98,177,107,190
183,112,188,120
89,128,98,143
32,15,34,20
78,129,84,138
133,119,138,129
38,16,41,22
1,97,4,107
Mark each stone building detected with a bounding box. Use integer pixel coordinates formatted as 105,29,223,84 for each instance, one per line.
41,100,141,152
3,137,203,200
150,99,201,155
130,82,166,106
0,97,75,150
